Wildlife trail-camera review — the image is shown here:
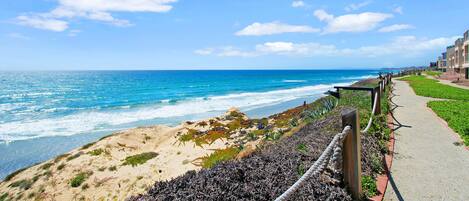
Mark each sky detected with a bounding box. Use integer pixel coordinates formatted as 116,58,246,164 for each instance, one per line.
1,0,468,70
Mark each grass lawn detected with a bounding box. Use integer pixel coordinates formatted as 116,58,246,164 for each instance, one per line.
427,101,469,145
424,71,442,77
399,76,469,101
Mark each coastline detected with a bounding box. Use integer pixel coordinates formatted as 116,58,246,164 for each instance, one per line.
0,93,325,180
0,93,338,200
0,110,240,200
0,71,394,201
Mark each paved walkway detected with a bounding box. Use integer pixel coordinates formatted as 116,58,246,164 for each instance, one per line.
426,75,469,90
384,80,469,201
436,78,469,90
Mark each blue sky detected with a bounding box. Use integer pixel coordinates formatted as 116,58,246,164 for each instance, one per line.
1,0,468,70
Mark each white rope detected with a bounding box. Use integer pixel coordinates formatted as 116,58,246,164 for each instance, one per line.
274,126,352,201
275,80,388,201
361,91,379,133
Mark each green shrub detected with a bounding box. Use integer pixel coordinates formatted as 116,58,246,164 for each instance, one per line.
246,132,258,141
179,129,198,142
289,118,299,127
70,172,92,187
264,130,283,141
108,166,117,171
54,153,71,163
371,154,384,174
88,148,104,156
199,146,241,168
57,164,65,171
3,167,27,182
42,170,52,178
0,193,8,201
296,143,309,154
66,152,82,161
8,179,33,190
80,142,96,150
362,175,378,198
297,163,305,176
41,163,53,170
249,129,265,137
424,71,442,77
123,152,159,167
32,175,41,182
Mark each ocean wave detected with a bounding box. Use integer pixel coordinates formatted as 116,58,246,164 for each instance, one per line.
160,99,177,103
0,82,353,142
282,80,307,83
341,75,376,80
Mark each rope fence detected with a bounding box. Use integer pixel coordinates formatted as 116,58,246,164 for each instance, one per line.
274,126,352,201
275,73,392,201
361,91,379,134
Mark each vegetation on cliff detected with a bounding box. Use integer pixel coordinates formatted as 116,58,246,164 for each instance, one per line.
130,79,390,200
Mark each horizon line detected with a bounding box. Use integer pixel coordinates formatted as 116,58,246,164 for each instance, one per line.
0,67,407,72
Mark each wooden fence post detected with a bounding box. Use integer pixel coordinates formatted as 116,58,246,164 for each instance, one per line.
381,80,385,92
341,109,362,200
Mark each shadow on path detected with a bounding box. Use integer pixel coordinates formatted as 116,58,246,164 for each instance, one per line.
386,84,406,200
389,84,412,132
385,158,405,201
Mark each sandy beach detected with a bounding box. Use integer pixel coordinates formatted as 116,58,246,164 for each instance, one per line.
0,108,279,200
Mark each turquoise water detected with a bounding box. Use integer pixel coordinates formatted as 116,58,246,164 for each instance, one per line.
0,70,380,179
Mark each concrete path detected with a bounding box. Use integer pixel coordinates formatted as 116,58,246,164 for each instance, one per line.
436,79,469,90
384,80,469,201
426,75,469,90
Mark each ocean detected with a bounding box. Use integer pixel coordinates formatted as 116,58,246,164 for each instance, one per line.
0,70,381,179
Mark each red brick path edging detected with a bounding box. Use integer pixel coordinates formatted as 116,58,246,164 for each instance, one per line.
369,112,395,201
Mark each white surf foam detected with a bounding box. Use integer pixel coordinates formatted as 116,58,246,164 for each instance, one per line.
0,82,353,142
282,80,307,83
341,75,375,80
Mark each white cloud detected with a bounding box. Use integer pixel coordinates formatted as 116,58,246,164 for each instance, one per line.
16,15,68,32
344,1,372,12
393,6,403,14
378,24,414,32
56,0,176,13
196,42,340,57
15,0,177,31
255,42,338,56
291,1,305,8
355,36,458,57
194,48,214,55
196,36,457,58
314,9,393,34
313,10,334,22
217,47,258,57
235,22,319,36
